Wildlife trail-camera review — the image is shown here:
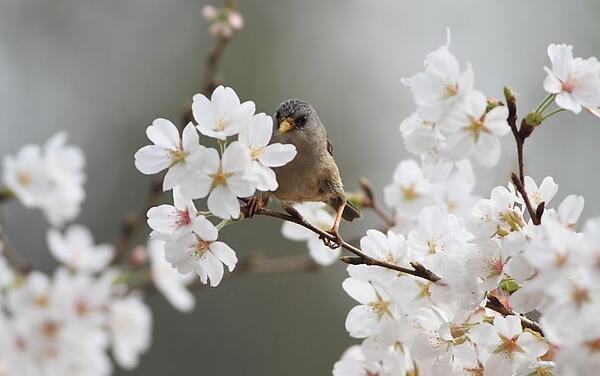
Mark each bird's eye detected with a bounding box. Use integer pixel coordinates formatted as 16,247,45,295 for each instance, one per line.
276,110,281,120
296,114,307,127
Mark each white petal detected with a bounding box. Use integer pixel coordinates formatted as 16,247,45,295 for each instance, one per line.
134,145,170,174
200,251,224,287
342,278,377,305
210,241,238,271
222,141,251,174
259,144,297,167
163,164,187,191
474,133,501,167
518,332,548,358
345,305,377,338
207,185,240,219
147,118,180,149
181,123,200,151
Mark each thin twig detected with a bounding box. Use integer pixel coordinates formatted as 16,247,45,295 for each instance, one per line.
255,208,441,282
486,295,543,335
503,87,541,225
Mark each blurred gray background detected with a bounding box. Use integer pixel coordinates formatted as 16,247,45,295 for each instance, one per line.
1,0,599,374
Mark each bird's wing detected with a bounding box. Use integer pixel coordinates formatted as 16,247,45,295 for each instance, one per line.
326,138,334,156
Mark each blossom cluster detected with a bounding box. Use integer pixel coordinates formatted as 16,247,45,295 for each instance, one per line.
2,133,85,226
333,38,600,376
135,85,297,286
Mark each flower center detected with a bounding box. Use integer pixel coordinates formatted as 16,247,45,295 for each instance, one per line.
42,320,60,339
572,286,590,309
586,338,600,352
443,83,458,98
18,171,32,186
169,148,187,165
487,256,505,277
211,169,228,186
250,146,264,160
192,239,211,259
465,116,488,141
561,77,577,93
176,209,191,227
402,184,419,201
215,117,229,132
369,299,391,318
418,282,431,298
495,335,523,356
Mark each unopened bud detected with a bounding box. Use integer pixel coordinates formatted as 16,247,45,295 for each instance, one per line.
129,246,148,267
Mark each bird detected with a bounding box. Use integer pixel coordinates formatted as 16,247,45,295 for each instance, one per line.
244,98,361,247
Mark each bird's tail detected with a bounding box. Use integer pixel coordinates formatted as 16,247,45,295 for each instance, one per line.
342,201,362,222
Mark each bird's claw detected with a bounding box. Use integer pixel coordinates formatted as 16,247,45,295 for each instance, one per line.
320,229,343,250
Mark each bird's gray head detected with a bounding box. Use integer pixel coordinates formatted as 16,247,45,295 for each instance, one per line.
274,99,322,135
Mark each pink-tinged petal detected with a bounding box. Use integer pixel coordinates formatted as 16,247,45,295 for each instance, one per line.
555,92,582,113
163,164,187,191
181,123,200,151
345,305,378,338
134,145,170,174
342,278,377,305
474,133,501,167
259,143,297,167
207,185,240,219
211,86,241,113
543,67,563,94
199,250,224,287
222,141,251,174
209,241,237,271
146,118,180,149
518,332,549,358
194,215,218,241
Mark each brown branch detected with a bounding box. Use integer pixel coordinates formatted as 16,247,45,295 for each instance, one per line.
503,87,541,225
115,1,239,263
255,208,441,282
486,295,543,335
0,226,31,274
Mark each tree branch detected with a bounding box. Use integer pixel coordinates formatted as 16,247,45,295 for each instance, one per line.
503,87,541,225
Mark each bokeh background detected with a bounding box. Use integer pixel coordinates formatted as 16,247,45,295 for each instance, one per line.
1,0,600,374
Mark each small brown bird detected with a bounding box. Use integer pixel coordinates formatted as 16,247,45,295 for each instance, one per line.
245,99,361,246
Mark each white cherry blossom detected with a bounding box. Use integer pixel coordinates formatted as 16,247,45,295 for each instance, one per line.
134,120,206,190
543,43,600,113
47,225,114,273
164,220,237,286
180,141,255,219
192,85,255,140
148,239,195,313
238,112,297,191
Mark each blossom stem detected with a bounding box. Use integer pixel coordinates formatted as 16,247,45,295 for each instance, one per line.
540,107,565,122
534,94,555,115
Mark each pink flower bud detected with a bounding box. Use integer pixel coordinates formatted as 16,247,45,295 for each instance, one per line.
130,245,148,266
202,5,218,20
227,11,244,30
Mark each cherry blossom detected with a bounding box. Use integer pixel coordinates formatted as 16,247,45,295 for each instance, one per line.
47,225,114,273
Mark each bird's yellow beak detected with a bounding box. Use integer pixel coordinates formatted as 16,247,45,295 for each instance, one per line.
278,118,294,133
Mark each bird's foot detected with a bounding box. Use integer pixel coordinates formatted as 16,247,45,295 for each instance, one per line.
320,228,343,250
242,197,266,218
283,205,304,221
